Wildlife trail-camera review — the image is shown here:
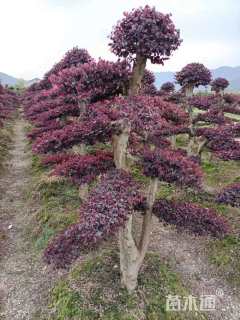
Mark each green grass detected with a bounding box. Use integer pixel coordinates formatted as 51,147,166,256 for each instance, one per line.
175,134,188,148
28,155,81,251
157,183,176,199
207,235,240,286
0,120,14,171
130,163,150,185
224,112,240,121
49,250,206,320
202,159,240,188
200,158,240,286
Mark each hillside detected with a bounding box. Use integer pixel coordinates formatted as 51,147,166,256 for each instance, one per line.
1,66,239,91
155,66,240,91
0,72,40,87
0,72,20,86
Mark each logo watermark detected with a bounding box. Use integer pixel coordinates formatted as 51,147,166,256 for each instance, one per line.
166,290,223,312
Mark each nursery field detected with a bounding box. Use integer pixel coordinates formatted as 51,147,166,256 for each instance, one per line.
0,113,240,319
0,4,240,320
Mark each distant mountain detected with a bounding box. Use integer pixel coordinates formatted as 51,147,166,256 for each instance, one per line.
155,66,240,92
0,72,19,86
0,72,40,87
1,66,239,92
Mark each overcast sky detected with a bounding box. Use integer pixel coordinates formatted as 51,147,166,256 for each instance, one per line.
0,0,239,79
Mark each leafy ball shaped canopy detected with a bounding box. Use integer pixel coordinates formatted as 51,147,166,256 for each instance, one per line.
45,47,92,79
161,82,175,92
50,59,130,102
211,77,229,92
175,63,212,88
109,5,182,64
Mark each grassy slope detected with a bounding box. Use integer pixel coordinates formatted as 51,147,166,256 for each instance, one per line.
0,120,14,172
28,155,81,251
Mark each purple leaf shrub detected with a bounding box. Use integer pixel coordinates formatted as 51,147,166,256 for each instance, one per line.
44,169,143,268
109,5,182,64
153,199,231,237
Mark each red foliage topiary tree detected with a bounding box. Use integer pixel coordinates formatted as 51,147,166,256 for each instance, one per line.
216,183,240,207
211,77,229,94
109,5,182,95
175,63,212,156
37,94,230,292
175,63,211,97
160,81,175,93
22,6,233,294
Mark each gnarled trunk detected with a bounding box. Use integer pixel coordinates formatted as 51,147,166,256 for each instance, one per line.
78,101,87,156
113,123,158,291
114,54,158,292
118,178,158,292
112,119,140,292
119,216,141,291
79,183,89,201
170,135,176,148
128,55,147,96
185,85,196,156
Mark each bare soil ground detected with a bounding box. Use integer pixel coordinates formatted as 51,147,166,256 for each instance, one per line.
150,219,240,320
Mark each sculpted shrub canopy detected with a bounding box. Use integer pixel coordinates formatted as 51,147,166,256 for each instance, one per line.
109,5,182,64
0,85,19,126
45,47,92,78
44,169,143,268
161,82,175,93
32,95,189,154
188,95,218,110
140,70,157,95
153,200,231,237
175,63,212,88
211,77,229,93
50,59,130,102
195,124,240,160
141,148,203,187
216,183,240,207
52,151,114,185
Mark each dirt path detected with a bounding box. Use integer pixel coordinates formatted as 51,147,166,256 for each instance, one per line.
0,116,55,320
150,220,240,320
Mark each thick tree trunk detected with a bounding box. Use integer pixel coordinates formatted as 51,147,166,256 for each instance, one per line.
112,119,131,170
79,183,89,200
138,178,158,262
170,135,176,148
128,55,147,96
119,216,141,291
197,137,208,162
185,85,194,98
112,119,141,292
119,178,158,292
185,85,196,156
79,144,86,155
114,54,158,293
78,101,87,155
